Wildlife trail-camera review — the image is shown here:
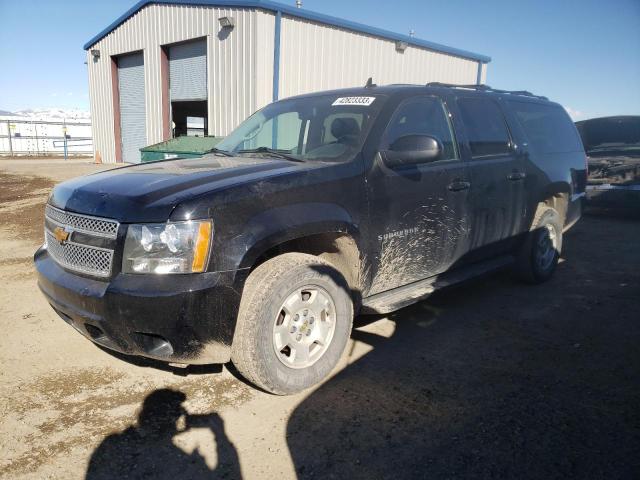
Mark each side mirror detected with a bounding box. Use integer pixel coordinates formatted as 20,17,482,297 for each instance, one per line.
382,134,443,167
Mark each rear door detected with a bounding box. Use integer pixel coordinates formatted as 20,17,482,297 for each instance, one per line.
452,95,527,260
365,94,471,295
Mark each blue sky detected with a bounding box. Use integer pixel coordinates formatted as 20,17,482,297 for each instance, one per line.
0,0,638,120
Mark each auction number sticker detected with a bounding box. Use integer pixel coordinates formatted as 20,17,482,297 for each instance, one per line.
332,96,376,106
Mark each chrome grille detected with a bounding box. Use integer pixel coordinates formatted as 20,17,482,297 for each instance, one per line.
44,205,119,278
45,205,119,238
45,232,114,277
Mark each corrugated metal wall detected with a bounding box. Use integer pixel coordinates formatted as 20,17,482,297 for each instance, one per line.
277,16,480,99
87,4,485,164
87,4,270,163
480,63,488,84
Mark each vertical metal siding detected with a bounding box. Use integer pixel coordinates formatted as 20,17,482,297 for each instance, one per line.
480,63,488,84
88,4,262,163
169,39,207,101
87,5,487,164
255,11,275,110
117,53,146,163
278,16,480,99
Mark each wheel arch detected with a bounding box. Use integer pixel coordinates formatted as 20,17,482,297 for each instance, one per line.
533,185,570,227
233,202,364,292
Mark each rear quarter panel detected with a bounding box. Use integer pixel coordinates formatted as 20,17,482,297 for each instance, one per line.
501,98,586,228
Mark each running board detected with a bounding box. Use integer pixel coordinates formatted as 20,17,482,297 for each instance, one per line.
361,255,514,315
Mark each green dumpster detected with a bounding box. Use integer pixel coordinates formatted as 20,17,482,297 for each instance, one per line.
140,136,223,163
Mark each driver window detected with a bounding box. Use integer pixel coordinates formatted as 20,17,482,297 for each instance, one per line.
384,97,458,160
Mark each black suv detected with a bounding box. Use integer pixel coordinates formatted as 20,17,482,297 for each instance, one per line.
35,83,586,394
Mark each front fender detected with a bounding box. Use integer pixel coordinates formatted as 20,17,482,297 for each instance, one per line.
216,202,359,272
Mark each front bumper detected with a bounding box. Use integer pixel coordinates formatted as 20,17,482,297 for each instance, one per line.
34,246,244,364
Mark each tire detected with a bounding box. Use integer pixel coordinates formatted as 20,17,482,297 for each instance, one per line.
231,253,353,395
515,206,563,284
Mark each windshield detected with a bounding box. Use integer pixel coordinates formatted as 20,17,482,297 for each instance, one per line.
216,93,385,162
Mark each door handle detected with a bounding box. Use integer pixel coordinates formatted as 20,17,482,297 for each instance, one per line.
447,180,471,192
507,171,526,181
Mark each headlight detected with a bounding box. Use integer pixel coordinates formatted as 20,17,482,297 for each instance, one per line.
123,220,212,274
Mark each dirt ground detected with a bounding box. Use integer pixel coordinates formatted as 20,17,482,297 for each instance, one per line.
1,158,639,479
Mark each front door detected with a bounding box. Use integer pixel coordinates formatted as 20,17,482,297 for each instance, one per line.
452,96,527,260
365,95,471,295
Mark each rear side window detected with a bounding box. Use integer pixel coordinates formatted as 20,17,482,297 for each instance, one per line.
508,101,582,153
457,98,511,158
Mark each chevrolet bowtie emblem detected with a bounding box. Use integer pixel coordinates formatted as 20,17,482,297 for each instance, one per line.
53,226,70,244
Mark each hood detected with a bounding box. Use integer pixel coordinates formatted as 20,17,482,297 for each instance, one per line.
576,115,640,156
48,155,309,222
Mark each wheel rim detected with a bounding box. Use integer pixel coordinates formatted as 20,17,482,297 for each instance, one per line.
272,285,337,369
536,223,558,271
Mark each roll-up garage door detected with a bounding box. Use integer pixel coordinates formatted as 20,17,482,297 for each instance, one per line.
117,52,146,164
169,40,207,101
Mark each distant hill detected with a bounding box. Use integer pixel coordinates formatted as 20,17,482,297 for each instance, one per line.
11,108,91,121
0,109,16,116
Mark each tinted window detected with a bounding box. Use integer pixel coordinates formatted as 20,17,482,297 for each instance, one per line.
510,101,583,153
457,98,511,158
384,96,458,160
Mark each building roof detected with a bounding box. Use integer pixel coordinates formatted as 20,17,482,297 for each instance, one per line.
83,0,491,63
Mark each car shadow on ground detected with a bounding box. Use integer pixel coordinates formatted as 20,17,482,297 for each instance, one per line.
285,218,640,479
85,388,241,479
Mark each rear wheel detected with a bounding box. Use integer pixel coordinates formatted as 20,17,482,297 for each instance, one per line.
231,253,353,395
515,206,563,283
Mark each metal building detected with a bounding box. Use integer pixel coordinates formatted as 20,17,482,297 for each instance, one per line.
85,0,491,164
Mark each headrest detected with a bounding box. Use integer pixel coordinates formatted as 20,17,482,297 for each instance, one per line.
331,117,360,140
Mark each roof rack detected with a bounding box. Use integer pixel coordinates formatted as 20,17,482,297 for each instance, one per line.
425,82,548,100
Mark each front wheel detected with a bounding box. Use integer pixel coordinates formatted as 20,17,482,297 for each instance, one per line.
231,253,353,395
515,206,563,283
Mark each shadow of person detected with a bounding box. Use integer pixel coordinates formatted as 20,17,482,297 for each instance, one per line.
86,388,241,479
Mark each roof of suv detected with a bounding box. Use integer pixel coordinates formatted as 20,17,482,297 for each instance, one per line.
286,83,555,105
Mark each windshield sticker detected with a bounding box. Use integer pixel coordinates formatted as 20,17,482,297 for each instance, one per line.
332,96,376,106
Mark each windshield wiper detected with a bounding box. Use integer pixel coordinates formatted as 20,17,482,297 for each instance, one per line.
237,147,305,162
208,147,234,157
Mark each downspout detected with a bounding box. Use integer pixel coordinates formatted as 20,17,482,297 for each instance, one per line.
272,10,282,102
272,10,282,148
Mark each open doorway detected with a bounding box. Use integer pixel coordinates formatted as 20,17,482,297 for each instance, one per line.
171,101,207,137
163,38,209,139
